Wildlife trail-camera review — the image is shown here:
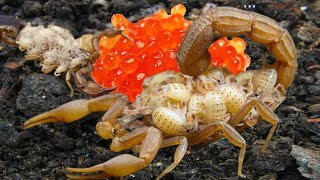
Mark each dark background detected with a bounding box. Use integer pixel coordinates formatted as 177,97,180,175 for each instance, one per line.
0,0,319,179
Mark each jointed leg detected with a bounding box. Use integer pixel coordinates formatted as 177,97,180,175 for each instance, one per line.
66,126,162,179
1,33,17,45
254,99,279,152
96,94,128,139
156,136,188,180
230,98,279,152
74,65,114,96
188,122,246,178
91,29,133,60
65,69,74,97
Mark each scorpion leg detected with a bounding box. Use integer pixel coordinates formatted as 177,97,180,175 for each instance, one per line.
96,94,128,139
0,15,18,46
156,136,188,180
188,122,246,178
1,33,17,45
90,29,133,60
24,94,127,129
230,98,279,152
66,126,162,179
74,29,132,96
65,69,74,97
74,65,116,96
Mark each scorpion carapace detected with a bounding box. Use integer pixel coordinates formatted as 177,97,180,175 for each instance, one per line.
22,6,297,180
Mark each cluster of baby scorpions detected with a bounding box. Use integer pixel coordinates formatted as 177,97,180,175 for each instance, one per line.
0,15,130,96
2,6,297,179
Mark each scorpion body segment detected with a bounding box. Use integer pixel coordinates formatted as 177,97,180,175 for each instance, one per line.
188,94,205,119
216,84,246,115
204,92,228,123
152,107,187,135
177,7,297,89
159,83,192,102
252,67,278,96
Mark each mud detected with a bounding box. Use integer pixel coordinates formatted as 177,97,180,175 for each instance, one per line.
0,0,319,179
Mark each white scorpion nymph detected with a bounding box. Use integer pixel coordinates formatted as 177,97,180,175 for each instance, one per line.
17,23,91,76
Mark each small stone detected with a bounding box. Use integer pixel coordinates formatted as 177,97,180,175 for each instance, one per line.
258,174,277,180
291,145,320,179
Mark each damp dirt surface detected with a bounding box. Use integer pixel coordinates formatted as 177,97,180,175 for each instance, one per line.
1,0,319,179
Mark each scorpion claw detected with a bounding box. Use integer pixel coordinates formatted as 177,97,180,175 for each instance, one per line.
24,99,91,129
24,115,59,129
24,94,127,129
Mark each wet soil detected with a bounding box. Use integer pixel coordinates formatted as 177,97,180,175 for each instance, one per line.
0,0,319,179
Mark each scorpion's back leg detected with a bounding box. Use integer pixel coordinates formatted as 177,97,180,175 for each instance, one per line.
66,126,162,179
24,94,127,129
230,98,279,152
188,122,246,178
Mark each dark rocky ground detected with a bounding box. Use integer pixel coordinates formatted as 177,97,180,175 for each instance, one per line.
0,0,319,179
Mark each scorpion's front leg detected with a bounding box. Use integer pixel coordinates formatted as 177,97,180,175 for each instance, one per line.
66,126,162,179
24,94,127,129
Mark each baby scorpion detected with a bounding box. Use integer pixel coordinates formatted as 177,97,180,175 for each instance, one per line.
22,6,297,179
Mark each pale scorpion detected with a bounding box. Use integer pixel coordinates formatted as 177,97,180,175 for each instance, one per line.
20,6,297,179
0,16,131,96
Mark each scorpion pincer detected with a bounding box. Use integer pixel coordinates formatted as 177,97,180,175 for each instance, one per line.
22,7,297,179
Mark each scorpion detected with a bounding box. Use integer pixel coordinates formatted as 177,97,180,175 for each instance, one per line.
4,6,297,179
0,15,131,96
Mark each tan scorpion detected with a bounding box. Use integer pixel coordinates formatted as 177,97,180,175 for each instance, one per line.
20,6,297,179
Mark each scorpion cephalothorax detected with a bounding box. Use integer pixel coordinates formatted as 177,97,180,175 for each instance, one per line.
18,5,297,180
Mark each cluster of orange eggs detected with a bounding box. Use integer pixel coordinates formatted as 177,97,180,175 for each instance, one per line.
91,4,250,101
